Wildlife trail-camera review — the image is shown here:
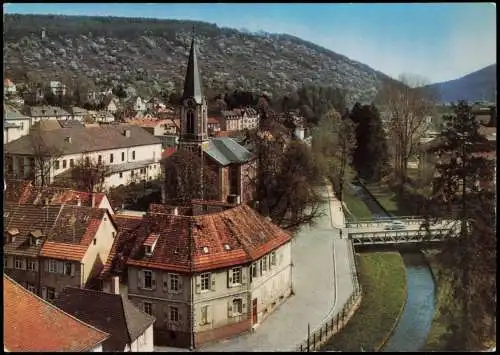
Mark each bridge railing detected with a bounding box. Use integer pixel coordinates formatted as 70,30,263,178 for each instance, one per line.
348,228,457,240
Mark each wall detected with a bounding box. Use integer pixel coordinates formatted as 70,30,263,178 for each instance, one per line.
40,259,83,296
4,118,30,143
89,344,104,352
4,256,40,293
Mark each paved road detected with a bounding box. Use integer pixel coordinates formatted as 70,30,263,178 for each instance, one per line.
155,186,355,352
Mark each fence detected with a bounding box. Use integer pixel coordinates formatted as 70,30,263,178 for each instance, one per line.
296,240,363,352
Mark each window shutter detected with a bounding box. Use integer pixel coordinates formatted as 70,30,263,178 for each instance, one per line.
178,311,183,322
163,274,169,292
279,252,283,265
35,260,39,272
21,258,26,270
227,300,233,318
195,276,201,294
138,270,144,289
58,261,64,274
42,287,47,299
268,255,272,270
152,272,157,290
206,305,212,323
211,276,216,291
178,276,183,292
45,260,49,272
241,268,247,285
227,270,233,287
70,263,75,276
242,297,248,315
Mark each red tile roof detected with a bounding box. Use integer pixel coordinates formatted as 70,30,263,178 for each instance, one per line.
3,275,109,352
208,117,220,125
125,204,291,273
143,233,159,247
162,147,177,159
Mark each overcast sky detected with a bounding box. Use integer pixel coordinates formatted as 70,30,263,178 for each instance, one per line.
5,3,496,84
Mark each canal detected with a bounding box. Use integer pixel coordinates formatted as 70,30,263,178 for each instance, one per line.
351,183,436,352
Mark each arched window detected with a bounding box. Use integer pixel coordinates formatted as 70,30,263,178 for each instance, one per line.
186,110,195,135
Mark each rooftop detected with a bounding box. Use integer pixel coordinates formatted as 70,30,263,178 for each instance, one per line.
4,275,109,352
204,137,254,166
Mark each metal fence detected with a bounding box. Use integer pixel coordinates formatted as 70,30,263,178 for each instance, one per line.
296,241,362,352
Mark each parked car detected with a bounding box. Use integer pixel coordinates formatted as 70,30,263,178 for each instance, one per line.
385,220,406,230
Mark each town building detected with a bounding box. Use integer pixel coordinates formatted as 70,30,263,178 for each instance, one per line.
22,105,72,122
4,124,162,190
4,105,31,143
173,35,257,204
4,275,109,352
49,80,67,96
218,107,260,132
54,286,156,352
4,78,17,95
102,95,119,114
107,201,292,348
3,202,117,301
65,106,89,121
208,117,221,136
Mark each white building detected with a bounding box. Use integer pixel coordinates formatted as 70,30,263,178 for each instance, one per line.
49,81,67,96
4,106,31,143
4,124,163,190
22,105,72,123
4,79,17,95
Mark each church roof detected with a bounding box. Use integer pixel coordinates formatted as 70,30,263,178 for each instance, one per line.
182,37,203,104
204,137,254,166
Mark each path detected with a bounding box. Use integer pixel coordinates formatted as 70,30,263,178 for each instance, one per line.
155,185,355,352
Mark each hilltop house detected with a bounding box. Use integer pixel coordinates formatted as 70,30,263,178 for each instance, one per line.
4,124,163,190
4,105,31,143
108,202,293,348
3,202,117,301
4,275,109,352
103,95,119,114
219,107,260,132
54,286,156,352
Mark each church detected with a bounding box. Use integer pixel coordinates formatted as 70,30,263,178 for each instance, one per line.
167,34,256,204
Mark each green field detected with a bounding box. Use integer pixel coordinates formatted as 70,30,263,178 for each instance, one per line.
342,186,372,220
364,182,406,216
322,252,407,352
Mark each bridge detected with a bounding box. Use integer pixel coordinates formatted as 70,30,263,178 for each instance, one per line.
344,216,459,246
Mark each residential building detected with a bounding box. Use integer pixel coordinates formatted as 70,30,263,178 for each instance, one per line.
22,105,72,122
128,96,147,113
219,107,260,132
208,117,221,136
3,202,117,300
4,105,31,143
49,80,67,96
4,179,115,215
102,95,119,114
54,285,155,352
173,35,257,204
4,124,162,190
118,202,292,348
4,78,17,95
65,106,89,121
95,110,116,123
4,275,109,352
147,97,167,112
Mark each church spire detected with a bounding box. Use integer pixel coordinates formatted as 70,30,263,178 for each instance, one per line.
182,26,203,104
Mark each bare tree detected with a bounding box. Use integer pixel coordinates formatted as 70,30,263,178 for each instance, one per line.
70,152,109,193
29,130,63,186
378,73,437,186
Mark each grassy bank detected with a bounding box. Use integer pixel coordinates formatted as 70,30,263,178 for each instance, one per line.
342,186,372,220
322,252,407,352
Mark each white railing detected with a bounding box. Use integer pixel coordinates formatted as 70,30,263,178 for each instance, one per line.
348,228,458,246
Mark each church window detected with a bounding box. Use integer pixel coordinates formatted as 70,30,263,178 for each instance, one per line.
186,110,195,135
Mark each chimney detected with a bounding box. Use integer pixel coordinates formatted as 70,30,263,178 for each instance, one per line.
91,193,96,208
111,276,120,295
65,136,72,143
123,129,131,137
173,207,179,216
76,197,81,207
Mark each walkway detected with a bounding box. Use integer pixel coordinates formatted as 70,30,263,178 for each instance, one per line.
155,186,355,352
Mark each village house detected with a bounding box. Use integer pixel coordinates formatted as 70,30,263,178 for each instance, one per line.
22,105,72,122
146,97,167,112
4,78,17,95
219,107,260,132
170,34,257,204
95,110,116,123
118,202,293,348
4,124,163,190
54,286,156,352
49,80,67,96
102,95,119,114
4,275,109,352
3,202,117,301
127,96,147,114
65,106,89,121
208,117,221,136
4,105,31,143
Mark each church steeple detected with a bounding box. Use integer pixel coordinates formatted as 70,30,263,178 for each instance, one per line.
182,29,203,104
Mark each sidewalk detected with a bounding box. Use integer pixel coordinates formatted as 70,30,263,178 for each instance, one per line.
155,185,356,352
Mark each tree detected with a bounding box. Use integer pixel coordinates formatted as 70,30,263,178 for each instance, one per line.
28,130,63,186
377,74,436,186
113,84,127,99
70,153,109,193
350,103,390,182
294,84,347,125
312,108,357,201
424,101,496,350
245,118,324,231
162,149,218,205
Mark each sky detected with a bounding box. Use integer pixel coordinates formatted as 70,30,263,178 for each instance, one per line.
4,3,496,84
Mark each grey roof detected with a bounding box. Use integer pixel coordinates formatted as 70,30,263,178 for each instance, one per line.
204,137,254,166
57,120,85,128
105,159,155,175
182,37,204,104
4,121,20,128
5,124,161,156
5,106,30,121
66,106,88,115
22,105,70,117
53,287,155,351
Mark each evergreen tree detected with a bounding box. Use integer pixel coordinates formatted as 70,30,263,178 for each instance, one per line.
425,101,496,350
350,103,389,182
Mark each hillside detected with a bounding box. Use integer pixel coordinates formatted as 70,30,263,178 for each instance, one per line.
4,14,396,104
424,64,497,104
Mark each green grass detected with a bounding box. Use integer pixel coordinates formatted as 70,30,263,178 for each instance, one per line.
342,186,372,220
364,182,406,216
322,252,407,352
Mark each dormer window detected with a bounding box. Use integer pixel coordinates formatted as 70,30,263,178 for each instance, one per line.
30,229,43,246
202,246,209,254
143,233,159,256
8,228,20,243
224,244,231,251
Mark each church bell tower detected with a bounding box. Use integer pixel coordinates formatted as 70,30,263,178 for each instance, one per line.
178,32,209,153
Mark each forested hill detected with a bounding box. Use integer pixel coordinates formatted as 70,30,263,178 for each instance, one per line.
4,14,396,103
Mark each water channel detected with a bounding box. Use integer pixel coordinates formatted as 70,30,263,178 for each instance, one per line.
352,183,437,352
